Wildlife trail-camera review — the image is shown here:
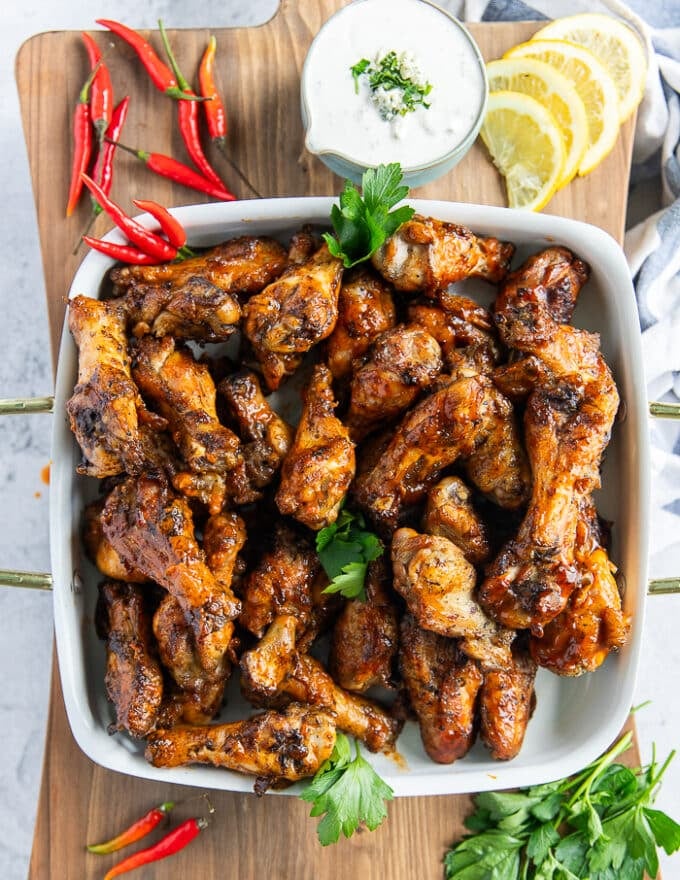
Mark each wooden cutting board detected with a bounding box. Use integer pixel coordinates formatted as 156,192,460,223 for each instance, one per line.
16,4,640,877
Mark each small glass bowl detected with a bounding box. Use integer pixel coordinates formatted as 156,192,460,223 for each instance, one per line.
300,0,488,186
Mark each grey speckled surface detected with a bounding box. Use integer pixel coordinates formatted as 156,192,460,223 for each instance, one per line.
0,2,678,878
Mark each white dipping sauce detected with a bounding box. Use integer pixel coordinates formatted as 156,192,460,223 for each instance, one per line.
303,0,486,169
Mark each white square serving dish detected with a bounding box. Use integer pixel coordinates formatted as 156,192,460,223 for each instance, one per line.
50,197,649,796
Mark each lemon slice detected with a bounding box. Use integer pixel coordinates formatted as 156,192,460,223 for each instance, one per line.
480,91,565,211
486,57,587,188
532,14,647,122
504,39,620,175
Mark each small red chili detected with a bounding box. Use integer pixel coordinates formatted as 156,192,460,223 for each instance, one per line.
198,35,262,198
82,236,162,264
157,20,226,191
98,96,130,199
66,66,99,217
111,139,236,201
87,801,175,854
102,815,209,880
80,173,178,261
81,32,113,149
132,199,187,249
96,19,205,102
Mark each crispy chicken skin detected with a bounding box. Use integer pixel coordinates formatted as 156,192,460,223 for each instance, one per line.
219,369,293,489
371,215,514,294
479,638,537,760
83,499,147,583
353,371,529,530
326,267,397,380
110,235,288,299
275,364,356,530
480,248,620,634
145,703,337,786
243,242,344,390
67,295,156,477
423,477,491,567
241,614,299,699
399,615,482,763
392,528,513,670
530,502,629,675
240,522,318,639
203,512,248,591
102,475,240,678
329,559,398,693
95,580,164,738
345,324,443,440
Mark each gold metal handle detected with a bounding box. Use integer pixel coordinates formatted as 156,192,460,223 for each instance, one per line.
0,396,54,415
647,578,680,595
649,401,680,419
0,570,53,590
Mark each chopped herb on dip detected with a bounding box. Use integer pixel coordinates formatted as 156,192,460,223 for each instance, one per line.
351,50,432,120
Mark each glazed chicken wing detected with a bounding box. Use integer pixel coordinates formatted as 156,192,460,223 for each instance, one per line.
371,215,514,294
84,499,147,583
392,528,513,670
329,559,398,693
275,364,355,530
95,580,163,738
399,614,482,763
67,295,159,477
423,476,491,567
480,248,620,633
145,703,337,788
345,324,442,440
102,476,240,678
243,242,344,390
326,267,397,380
354,372,529,530
479,636,536,760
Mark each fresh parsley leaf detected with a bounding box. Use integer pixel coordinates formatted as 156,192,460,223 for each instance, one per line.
316,505,383,601
443,829,524,879
644,806,680,854
350,57,369,93
300,733,393,845
323,163,415,268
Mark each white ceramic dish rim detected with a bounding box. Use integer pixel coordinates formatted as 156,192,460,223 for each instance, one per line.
51,197,650,797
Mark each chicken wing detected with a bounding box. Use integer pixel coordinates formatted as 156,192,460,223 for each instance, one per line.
353,372,529,530
480,248,620,633
203,511,248,593
275,364,355,530
391,528,513,670
145,703,336,788
371,215,514,294
67,295,159,477
83,499,147,583
423,476,491,567
95,580,163,738
345,324,442,440
101,475,240,678
219,369,294,490
243,242,344,389
479,637,536,760
326,267,397,380
399,614,482,763
329,559,398,693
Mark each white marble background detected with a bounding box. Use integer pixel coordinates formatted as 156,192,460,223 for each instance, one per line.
0,2,677,878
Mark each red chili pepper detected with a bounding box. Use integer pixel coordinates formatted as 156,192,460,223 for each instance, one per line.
80,173,178,261
98,96,130,199
96,19,205,102
81,32,113,148
198,36,262,198
87,801,175,854
157,20,226,191
132,199,187,249
112,139,236,201
82,236,162,264
66,65,100,217
102,816,209,880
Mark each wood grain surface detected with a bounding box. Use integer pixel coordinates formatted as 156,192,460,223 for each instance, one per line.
15,3,640,877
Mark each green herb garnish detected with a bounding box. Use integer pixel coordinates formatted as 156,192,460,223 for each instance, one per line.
444,730,680,879
350,58,370,93
351,50,432,120
300,733,394,845
316,506,383,601
323,162,414,269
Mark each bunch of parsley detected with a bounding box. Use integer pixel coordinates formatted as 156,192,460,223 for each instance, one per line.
445,730,680,879
316,507,383,601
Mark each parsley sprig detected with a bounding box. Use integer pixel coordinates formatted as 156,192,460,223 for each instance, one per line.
300,733,394,845
316,507,383,601
445,730,680,879
323,162,415,269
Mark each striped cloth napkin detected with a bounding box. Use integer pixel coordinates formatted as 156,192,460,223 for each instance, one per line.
447,0,680,575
